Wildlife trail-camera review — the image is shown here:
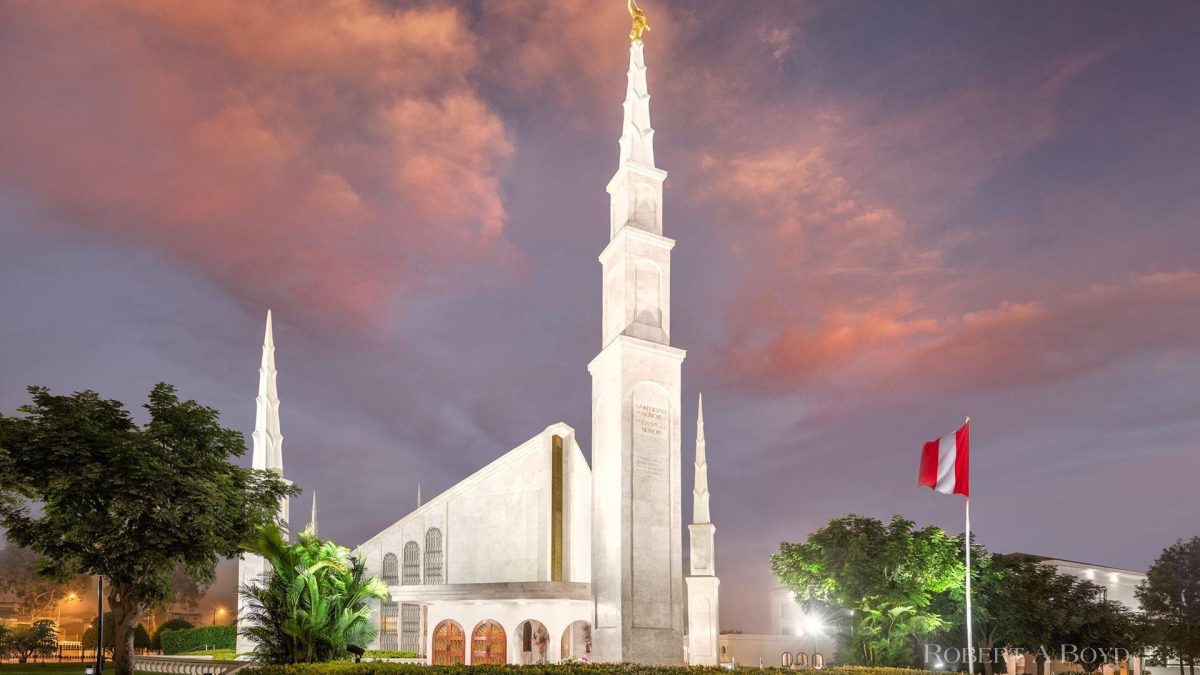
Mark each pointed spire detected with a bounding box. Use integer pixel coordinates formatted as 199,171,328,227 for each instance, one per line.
416,483,422,509
251,310,284,475
617,39,656,169
693,393,710,524
308,491,318,536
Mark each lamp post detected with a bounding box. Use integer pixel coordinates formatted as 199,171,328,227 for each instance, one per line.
212,607,227,626
56,593,79,631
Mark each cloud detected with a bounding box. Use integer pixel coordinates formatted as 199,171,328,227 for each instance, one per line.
0,0,514,326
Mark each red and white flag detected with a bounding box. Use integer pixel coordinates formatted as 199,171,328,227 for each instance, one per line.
917,420,970,496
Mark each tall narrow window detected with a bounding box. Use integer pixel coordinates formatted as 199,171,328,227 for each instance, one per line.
402,541,420,584
401,604,421,653
424,528,444,584
551,435,564,582
381,553,399,585
380,601,399,650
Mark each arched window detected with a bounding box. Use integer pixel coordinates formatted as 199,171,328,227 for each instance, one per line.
381,553,399,584
424,528,444,584
782,652,794,667
796,653,809,668
813,653,825,669
402,541,420,584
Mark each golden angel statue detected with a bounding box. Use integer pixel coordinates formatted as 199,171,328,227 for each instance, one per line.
628,0,650,43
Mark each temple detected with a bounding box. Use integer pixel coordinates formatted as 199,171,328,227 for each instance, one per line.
236,9,719,665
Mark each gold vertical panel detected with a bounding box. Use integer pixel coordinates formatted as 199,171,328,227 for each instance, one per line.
551,435,564,582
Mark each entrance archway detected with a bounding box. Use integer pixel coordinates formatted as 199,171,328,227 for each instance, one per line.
561,620,591,662
471,620,506,665
516,619,550,664
431,620,465,665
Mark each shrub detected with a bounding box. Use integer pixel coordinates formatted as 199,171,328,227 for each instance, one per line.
152,618,195,650
160,625,236,655
364,650,420,659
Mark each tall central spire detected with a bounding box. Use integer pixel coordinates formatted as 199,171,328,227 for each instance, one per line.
251,310,283,474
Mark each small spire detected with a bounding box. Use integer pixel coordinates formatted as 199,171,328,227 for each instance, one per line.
417,483,422,509
308,491,318,536
693,393,710,524
251,310,283,475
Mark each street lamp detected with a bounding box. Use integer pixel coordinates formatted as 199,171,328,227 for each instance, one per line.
56,592,80,630
213,607,227,626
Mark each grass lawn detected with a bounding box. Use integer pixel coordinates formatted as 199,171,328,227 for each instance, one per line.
177,649,237,660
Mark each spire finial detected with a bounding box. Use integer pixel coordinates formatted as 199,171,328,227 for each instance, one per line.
628,0,650,43
417,483,422,509
693,392,710,524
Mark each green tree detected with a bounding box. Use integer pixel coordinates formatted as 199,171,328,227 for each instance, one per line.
1137,538,1200,675
82,612,151,655
1,619,59,663
0,384,296,675
771,515,965,667
240,525,388,664
0,544,91,622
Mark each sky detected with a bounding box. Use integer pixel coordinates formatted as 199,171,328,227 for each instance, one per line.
1,0,1199,633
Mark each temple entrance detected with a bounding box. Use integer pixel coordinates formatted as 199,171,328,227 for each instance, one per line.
561,620,592,662
470,620,507,665
516,619,550,664
431,620,465,665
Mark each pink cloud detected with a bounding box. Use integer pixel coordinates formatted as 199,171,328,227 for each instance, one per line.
0,0,514,325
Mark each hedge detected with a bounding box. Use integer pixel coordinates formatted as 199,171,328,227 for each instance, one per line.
363,650,420,659
160,624,237,655
242,664,955,675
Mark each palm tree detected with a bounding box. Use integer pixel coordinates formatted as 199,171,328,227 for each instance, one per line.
239,525,387,664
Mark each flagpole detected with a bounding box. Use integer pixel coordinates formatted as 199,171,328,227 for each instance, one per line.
964,415,973,675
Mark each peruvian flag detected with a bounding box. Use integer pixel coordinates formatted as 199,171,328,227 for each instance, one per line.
918,420,970,496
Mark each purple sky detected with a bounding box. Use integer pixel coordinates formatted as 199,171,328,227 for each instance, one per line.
1,1,1199,632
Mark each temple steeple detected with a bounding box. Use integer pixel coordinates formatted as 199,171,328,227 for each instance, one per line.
308,491,318,536
239,310,291,655
686,393,720,664
590,9,686,663
251,310,284,475
693,393,710,524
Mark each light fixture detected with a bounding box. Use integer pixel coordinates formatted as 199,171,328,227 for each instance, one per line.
802,614,824,635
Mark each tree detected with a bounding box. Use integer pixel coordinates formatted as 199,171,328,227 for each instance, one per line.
1138,538,1200,675
82,612,151,656
240,525,388,664
144,565,209,635
771,515,965,667
0,384,296,675
0,544,91,622
1,619,59,663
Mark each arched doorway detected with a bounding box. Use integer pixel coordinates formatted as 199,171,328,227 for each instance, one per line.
471,620,506,665
431,620,465,665
560,620,591,662
516,619,550,664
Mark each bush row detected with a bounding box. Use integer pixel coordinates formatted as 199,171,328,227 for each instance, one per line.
243,663,953,675
160,625,236,655
363,650,420,659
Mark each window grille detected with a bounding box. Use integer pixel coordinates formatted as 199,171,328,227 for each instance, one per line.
381,553,399,584
401,603,421,653
424,528,444,584
402,541,420,584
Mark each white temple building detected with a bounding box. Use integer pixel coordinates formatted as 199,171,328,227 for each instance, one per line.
237,16,720,667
